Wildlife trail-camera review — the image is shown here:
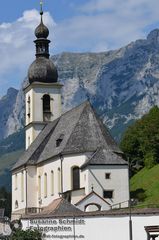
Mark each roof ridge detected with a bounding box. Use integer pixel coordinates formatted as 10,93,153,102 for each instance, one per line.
61,100,89,118
75,191,110,206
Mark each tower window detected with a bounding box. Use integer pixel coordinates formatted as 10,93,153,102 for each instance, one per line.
27,96,31,120
72,166,80,190
43,94,51,121
43,94,51,113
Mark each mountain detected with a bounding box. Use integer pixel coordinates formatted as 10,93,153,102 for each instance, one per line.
1,29,159,142
0,88,18,141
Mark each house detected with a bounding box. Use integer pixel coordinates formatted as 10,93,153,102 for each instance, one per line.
11,6,129,220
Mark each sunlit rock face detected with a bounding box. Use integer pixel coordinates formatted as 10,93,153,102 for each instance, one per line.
2,29,159,141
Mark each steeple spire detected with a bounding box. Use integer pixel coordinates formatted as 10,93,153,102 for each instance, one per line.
40,0,44,23
40,0,43,14
28,2,58,84
34,0,50,58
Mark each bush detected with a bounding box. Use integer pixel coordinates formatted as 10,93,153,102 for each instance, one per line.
10,229,42,240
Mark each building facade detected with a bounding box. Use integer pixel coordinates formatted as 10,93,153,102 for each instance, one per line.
11,6,129,220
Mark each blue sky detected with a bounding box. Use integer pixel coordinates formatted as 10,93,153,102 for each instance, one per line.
0,0,159,97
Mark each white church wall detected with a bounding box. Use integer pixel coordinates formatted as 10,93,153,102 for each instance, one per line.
36,154,87,208
76,194,110,211
12,169,26,213
62,155,87,192
87,165,129,207
27,166,37,208
33,86,62,122
37,158,61,208
22,213,159,240
25,127,34,149
71,189,85,204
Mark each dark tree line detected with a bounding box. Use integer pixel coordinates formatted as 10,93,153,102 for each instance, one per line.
120,106,159,172
0,187,11,218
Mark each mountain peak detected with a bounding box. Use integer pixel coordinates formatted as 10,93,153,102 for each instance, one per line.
147,29,159,44
7,87,18,97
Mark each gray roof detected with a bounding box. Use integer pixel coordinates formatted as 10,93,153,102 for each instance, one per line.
22,207,159,219
12,101,124,171
81,147,127,169
24,198,82,218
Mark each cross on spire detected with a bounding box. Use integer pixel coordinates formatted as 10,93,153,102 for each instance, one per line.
40,0,43,14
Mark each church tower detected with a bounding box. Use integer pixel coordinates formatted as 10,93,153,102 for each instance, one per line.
24,6,62,149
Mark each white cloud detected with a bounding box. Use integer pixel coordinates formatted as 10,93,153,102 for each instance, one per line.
1,2,159,95
0,9,55,95
53,0,159,53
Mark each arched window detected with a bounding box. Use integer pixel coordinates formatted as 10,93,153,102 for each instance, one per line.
58,168,61,194
72,166,80,190
27,96,31,120
15,200,18,209
44,173,47,198
43,94,51,113
51,171,54,196
85,203,101,212
38,176,41,199
21,171,24,202
43,94,51,121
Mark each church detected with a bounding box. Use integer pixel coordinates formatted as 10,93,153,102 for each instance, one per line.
11,5,129,220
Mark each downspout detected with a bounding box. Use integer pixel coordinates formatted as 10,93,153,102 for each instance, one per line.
25,165,28,215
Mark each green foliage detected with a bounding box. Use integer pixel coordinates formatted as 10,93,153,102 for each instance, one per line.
0,187,11,217
11,229,42,240
120,106,159,171
131,165,159,207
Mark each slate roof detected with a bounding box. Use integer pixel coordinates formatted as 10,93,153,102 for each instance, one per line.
81,147,127,169
12,101,125,171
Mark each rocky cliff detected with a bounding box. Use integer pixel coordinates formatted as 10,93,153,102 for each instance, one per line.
1,29,159,141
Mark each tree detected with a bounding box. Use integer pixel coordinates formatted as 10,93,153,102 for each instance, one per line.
120,106,159,171
0,187,11,217
10,229,42,240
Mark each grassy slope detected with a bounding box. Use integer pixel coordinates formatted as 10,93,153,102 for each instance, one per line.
0,150,23,190
131,164,159,207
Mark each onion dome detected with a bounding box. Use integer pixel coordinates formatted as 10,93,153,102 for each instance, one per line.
35,12,49,39
28,9,58,84
28,57,58,84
